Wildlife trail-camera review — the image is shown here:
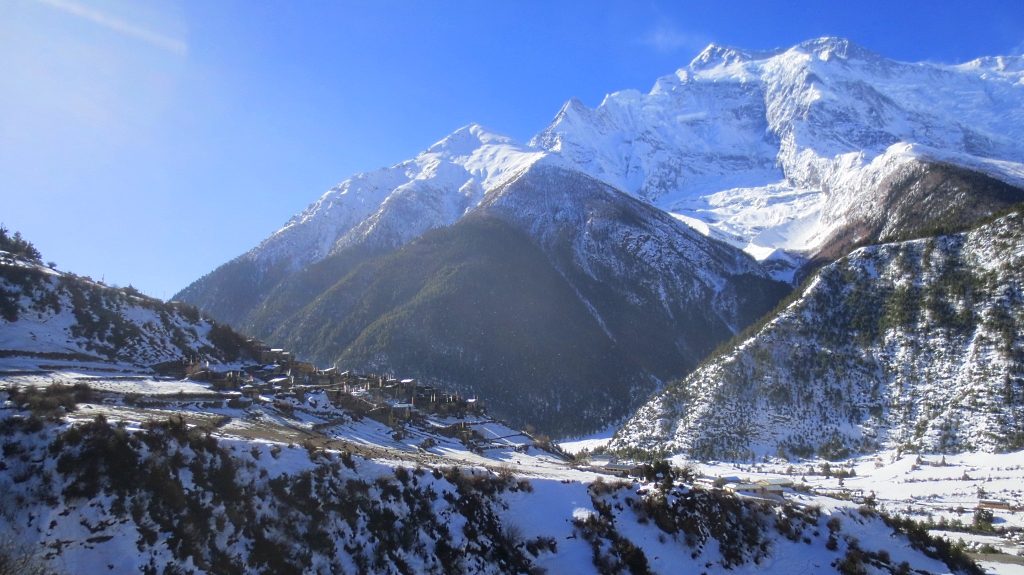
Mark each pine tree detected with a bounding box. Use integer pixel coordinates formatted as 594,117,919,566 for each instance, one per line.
0,227,42,262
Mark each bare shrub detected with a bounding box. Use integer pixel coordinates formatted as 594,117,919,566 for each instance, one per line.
0,537,62,575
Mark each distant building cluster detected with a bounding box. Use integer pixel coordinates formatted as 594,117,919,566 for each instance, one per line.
579,454,803,502
150,339,483,426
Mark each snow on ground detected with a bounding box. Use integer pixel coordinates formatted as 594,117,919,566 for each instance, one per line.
674,448,1024,573
7,369,1024,573
556,424,617,455
0,300,84,355
2,367,215,396
500,478,597,573
978,561,1024,575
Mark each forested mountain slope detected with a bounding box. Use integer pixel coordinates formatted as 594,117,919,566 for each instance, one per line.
613,207,1024,460
255,166,789,436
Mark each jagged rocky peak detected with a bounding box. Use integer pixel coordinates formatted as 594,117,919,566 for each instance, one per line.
525,36,1024,277
687,37,885,73
959,53,1024,74
530,98,591,151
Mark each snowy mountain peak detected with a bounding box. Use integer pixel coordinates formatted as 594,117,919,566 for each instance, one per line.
234,38,1024,287
424,123,517,157
527,38,1024,275
958,54,1024,74
792,36,884,63
688,42,781,72
191,123,549,293
180,37,1024,332
534,98,591,150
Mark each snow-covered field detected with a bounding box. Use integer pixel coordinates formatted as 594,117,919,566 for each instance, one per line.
674,450,1024,574
556,425,616,455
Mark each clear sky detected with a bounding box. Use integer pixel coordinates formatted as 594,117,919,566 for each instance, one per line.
2,0,1023,299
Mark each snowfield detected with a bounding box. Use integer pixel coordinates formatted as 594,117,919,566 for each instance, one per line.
533,38,1024,270
674,450,1024,574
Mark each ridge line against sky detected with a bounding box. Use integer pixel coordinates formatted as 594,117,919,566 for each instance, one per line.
2,0,1023,299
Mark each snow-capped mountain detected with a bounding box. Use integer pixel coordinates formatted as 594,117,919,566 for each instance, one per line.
249,165,789,436
176,125,549,328
534,37,1024,269
180,38,1024,326
611,207,1024,460
175,37,1024,436
258,125,547,271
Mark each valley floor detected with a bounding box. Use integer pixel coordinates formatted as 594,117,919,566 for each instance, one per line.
667,451,1024,575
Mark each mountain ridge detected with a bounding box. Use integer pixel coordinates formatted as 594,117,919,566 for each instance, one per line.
244,164,789,435
178,37,1024,320
174,37,1024,436
533,37,1024,272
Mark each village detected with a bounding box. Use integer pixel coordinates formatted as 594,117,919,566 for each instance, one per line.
150,339,484,430
151,344,812,504
577,452,797,500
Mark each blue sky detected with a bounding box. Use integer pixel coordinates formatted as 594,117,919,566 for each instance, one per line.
2,0,1023,299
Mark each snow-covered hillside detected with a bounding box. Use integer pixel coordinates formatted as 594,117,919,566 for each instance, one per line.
534,38,1024,267
0,371,988,575
612,208,1024,460
0,251,252,368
